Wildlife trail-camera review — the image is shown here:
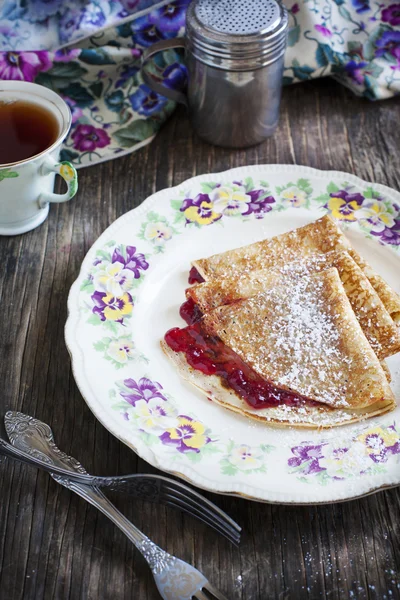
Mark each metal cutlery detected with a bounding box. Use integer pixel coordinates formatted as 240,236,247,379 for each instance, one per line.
2,410,230,600
0,411,241,544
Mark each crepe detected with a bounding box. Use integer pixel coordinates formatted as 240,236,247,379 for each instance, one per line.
163,269,395,428
192,215,400,323
187,250,400,360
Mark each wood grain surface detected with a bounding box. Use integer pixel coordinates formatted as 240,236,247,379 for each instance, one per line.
0,77,399,600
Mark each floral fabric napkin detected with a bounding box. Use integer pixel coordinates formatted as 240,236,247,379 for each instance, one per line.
0,0,399,168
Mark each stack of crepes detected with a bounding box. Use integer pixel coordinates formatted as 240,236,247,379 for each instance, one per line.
162,216,400,428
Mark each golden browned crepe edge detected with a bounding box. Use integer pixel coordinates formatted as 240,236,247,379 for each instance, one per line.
380,361,392,382
187,250,400,360
202,268,395,409
191,215,400,322
161,340,395,429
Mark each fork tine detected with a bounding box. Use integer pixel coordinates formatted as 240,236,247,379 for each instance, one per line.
164,497,240,545
202,582,230,600
193,591,210,600
161,489,240,543
161,482,241,533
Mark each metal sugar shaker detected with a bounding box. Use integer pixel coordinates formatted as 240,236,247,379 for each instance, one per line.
142,0,288,148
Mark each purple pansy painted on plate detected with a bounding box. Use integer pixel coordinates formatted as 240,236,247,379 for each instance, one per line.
80,242,149,329
173,180,275,226
288,443,327,475
119,377,168,406
159,415,212,454
114,378,214,455
112,245,149,278
317,182,399,247
326,189,364,221
91,290,133,324
288,423,400,483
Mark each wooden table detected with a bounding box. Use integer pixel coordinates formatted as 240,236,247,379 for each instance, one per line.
1,77,399,600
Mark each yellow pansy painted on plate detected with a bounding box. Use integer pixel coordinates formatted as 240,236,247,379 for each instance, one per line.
316,182,400,247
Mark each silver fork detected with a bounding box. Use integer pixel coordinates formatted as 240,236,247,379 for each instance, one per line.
3,413,229,599
1,411,241,544
55,478,229,600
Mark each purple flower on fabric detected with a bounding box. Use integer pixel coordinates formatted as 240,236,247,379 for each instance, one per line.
375,30,400,58
159,415,211,453
351,0,370,13
345,60,369,84
371,219,400,245
291,3,300,13
0,51,51,81
59,8,82,43
72,125,111,152
120,0,140,11
27,0,66,22
54,48,81,62
149,1,189,32
314,24,332,37
115,64,139,88
120,377,167,406
243,190,275,216
288,444,326,474
129,84,167,116
63,97,83,123
382,3,400,25
112,245,149,278
163,62,187,90
131,14,175,47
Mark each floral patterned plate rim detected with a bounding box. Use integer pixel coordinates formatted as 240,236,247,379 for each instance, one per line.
65,164,400,504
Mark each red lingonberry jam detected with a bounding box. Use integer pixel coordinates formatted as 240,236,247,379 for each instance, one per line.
180,297,203,325
188,266,205,284
165,323,318,409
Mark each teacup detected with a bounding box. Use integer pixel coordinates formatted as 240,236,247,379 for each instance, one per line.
0,81,78,235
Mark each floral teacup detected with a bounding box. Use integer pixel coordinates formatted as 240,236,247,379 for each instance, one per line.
0,81,78,235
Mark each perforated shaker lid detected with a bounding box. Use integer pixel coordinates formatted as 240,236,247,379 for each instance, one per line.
186,0,288,70
195,0,282,36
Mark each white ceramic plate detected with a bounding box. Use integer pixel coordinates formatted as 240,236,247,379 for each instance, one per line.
65,165,400,504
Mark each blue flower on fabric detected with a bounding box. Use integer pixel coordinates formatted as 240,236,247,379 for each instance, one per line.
149,1,189,32
129,84,167,116
131,14,175,47
80,3,106,29
115,64,139,88
345,60,369,84
163,62,187,90
27,0,66,22
105,90,125,112
375,30,400,58
59,8,82,43
351,0,370,13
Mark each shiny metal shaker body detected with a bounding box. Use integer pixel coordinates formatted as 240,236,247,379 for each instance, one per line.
142,0,288,148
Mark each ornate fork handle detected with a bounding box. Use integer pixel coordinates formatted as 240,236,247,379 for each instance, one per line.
54,478,208,599
54,476,175,572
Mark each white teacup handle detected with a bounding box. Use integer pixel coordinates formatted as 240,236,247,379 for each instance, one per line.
38,156,78,208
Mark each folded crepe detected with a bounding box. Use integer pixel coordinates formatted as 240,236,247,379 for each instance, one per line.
192,215,400,323
163,269,395,428
187,250,400,360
